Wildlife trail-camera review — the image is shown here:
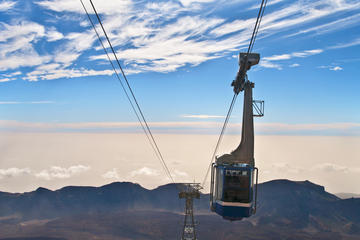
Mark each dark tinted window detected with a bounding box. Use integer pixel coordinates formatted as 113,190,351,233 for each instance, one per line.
222,171,250,203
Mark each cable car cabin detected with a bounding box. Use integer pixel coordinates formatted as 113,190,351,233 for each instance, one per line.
210,163,258,221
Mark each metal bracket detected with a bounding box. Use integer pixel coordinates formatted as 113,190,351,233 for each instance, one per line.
232,53,260,94
253,167,259,214
253,100,264,117
210,163,215,211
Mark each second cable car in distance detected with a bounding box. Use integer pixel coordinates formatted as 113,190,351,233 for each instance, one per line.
210,52,263,221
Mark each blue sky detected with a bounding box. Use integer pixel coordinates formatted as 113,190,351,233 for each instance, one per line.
0,0,360,193
0,0,359,135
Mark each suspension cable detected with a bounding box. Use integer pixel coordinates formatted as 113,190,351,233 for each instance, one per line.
250,0,268,53
201,0,268,188
81,0,175,183
201,93,238,187
79,0,161,164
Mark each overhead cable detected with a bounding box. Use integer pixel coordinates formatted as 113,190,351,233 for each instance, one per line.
201,93,238,187
79,0,161,164
80,0,175,183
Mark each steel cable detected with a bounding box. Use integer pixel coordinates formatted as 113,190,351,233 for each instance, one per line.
201,93,238,187
80,0,175,183
79,0,162,165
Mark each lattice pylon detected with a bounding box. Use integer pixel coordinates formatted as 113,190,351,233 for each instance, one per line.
179,183,201,240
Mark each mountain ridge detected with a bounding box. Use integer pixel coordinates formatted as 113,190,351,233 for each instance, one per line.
0,179,359,239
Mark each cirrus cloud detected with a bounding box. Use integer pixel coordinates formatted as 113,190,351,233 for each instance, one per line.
0,0,358,80
0,0,16,12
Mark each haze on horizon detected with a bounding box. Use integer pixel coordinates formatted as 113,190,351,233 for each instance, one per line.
1,132,359,195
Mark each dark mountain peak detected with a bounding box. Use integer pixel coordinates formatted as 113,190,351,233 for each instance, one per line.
298,180,326,190
262,179,326,192
102,181,141,188
100,181,146,192
55,182,144,195
259,179,339,203
152,183,180,191
35,187,52,193
57,185,96,193
151,183,199,195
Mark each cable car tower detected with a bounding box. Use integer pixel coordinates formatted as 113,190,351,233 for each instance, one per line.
179,183,202,240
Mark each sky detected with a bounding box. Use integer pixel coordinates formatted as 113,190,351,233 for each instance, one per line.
0,0,359,194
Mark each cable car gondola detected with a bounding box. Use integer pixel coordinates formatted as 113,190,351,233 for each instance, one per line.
210,163,258,221
210,53,263,221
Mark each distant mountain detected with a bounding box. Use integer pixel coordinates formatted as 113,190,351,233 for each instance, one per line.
336,193,360,199
0,238,65,240
0,182,208,220
0,179,359,240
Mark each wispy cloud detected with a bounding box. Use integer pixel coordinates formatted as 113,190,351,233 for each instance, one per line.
287,13,360,38
330,66,343,71
0,120,224,132
0,21,52,71
260,49,323,69
270,161,360,175
0,0,16,12
182,114,225,119
0,165,90,180
257,122,360,133
2,71,21,77
263,49,323,61
318,65,343,71
102,168,120,179
259,61,283,70
36,0,132,15
1,120,359,135
35,165,90,180
328,37,360,49
46,27,64,42
179,0,216,7
271,162,304,174
36,0,360,77
0,78,13,82
312,163,360,174
0,167,31,179
0,101,54,104
130,167,159,177
259,0,360,33
173,169,189,177
23,66,114,81
0,0,358,81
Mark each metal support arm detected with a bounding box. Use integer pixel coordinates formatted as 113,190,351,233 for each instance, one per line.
216,81,255,166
